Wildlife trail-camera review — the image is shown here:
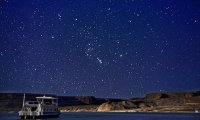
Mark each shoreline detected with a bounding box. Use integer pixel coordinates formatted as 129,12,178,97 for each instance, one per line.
59,110,200,114
59,105,200,113
1,111,199,114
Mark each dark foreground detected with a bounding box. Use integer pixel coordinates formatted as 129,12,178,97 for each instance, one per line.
0,112,200,120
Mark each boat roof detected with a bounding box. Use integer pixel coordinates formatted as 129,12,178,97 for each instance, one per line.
36,96,57,99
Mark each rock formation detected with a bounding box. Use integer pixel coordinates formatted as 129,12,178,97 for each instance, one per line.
97,91,200,112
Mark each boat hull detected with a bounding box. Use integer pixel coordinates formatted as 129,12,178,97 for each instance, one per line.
20,114,60,119
19,111,60,119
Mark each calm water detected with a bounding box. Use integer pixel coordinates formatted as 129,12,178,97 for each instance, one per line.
0,112,200,120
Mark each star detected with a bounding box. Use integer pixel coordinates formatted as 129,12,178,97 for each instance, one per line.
0,0,199,98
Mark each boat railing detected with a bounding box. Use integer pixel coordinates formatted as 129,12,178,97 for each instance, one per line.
43,102,57,106
25,101,39,105
19,111,39,116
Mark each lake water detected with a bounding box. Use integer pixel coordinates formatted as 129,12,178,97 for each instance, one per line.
0,112,200,120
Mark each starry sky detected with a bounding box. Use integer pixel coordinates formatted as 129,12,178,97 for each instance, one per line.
0,0,200,98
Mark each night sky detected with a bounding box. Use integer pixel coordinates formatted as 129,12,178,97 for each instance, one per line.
0,0,200,98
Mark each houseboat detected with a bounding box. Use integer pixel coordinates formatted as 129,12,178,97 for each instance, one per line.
19,94,60,119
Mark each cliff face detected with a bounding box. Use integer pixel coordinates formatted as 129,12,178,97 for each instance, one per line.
58,96,123,106
97,91,200,112
144,91,200,106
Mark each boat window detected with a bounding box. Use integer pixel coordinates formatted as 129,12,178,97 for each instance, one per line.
53,99,57,104
27,101,38,104
31,107,37,111
44,99,53,105
37,99,43,103
34,101,38,104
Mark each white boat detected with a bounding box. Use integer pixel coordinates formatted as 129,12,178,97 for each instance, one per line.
19,94,60,119
195,109,199,113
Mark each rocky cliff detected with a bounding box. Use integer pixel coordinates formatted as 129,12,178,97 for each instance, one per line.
97,91,200,112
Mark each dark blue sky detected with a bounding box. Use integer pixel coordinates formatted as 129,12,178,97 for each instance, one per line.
0,0,200,98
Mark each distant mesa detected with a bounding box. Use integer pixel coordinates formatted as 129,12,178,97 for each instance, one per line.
96,91,200,112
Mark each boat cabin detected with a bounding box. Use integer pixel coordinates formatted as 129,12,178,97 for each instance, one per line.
36,96,58,106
